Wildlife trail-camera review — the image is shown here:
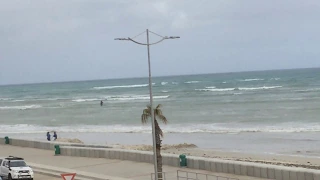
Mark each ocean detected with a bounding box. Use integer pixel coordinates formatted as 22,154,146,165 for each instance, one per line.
1,68,320,156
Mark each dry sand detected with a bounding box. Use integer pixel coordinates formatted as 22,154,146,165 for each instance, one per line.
55,138,84,143
55,138,320,170
111,143,320,170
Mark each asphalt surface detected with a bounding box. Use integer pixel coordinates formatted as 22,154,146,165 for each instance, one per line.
35,173,60,180
0,145,268,180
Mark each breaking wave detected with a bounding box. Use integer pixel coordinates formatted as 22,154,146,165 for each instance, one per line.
196,86,282,92
2,123,320,134
184,81,200,84
239,78,264,82
0,98,12,101
294,88,320,92
12,100,25,102
0,105,42,110
93,83,155,90
161,82,168,85
72,98,100,102
105,95,169,101
239,86,282,90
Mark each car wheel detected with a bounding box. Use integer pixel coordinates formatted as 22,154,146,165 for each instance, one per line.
8,174,12,180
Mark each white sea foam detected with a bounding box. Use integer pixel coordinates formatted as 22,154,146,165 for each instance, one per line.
239,78,264,82
0,105,42,110
196,86,282,92
171,82,179,85
106,95,169,101
294,88,320,92
2,123,320,134
161,90,169,93
161,82,168,85
39,98,67,101
196,88,234,92
72,98,100,102
12,100,25,102
184,81,200,84
205,86,216,89
9,98,67,102
239,86,282,90
0,98,11,101
92,83,155,90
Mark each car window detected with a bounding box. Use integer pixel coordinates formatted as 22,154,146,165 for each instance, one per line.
10,161,27,167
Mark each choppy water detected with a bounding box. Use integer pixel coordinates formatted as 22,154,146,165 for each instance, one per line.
1,68,320,135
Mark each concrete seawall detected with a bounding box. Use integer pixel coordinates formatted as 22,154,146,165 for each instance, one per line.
0,137,111,150
2,137,320,180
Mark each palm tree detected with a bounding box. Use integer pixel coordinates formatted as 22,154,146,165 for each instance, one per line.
141,104,168,179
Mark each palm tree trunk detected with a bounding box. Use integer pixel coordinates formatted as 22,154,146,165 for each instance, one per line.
154,119,163,179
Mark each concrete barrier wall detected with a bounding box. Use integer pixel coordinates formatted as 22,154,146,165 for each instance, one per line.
3,137,320,180
185,156,320,180
59,146,178,166
9,138,55,150
58,146,320,180
2,137,111,150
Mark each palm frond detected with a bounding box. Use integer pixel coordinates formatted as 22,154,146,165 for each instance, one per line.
143,108,150,115
156,104,162,109
157,114,168,124
154,108,163,116
141,113,149,124
141,107,151,124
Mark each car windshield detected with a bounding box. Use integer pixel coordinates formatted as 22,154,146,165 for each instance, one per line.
10,161,27,167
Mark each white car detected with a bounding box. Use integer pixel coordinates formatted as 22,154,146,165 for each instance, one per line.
0,156,34,180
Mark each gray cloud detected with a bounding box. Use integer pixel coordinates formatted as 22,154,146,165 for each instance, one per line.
0,0,319,84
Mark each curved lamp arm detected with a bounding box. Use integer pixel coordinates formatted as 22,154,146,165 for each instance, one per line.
128,38,166,46
115,36,179,46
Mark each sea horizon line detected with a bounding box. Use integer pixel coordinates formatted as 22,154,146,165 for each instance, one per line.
1,66,319,87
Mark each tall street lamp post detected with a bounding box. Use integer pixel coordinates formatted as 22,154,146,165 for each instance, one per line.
115,29,179,180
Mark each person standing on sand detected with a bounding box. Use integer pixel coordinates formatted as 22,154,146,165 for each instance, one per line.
46,132,51,141
100,100,103,106
53,131,58,140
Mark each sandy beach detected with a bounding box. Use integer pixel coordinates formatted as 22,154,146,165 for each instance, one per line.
3,133,320,172
111,143,320,170
53,137,320,170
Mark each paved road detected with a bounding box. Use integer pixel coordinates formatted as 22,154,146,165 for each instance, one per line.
0,145,268,180
35,173,60,180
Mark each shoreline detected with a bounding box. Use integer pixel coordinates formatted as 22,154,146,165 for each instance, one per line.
3,132,320,170
2,131,320,156
110,143,320,170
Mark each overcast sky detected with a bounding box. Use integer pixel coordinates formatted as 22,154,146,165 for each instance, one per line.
1,0,319,85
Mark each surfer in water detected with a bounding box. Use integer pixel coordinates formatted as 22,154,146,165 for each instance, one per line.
100,100,103,106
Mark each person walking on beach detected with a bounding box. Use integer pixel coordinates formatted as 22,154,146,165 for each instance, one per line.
46,132,51,141
53,131,58,141
100,100,103,106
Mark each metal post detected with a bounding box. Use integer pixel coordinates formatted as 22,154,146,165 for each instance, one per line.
147,29,158,180
114,30,179,180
